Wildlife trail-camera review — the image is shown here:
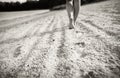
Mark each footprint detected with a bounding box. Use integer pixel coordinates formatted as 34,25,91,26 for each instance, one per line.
13,46,22,57
75,42,85,48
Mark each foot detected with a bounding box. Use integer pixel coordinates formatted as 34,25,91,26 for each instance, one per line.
69,19,75,29
69,23,74,29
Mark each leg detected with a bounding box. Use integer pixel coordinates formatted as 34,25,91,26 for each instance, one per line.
73,0,80,24
66,0,74,29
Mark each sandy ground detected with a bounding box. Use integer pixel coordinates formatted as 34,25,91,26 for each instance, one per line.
0,0,120,78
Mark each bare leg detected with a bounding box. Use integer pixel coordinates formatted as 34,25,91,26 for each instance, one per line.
66,0,74,29
73,0,80,25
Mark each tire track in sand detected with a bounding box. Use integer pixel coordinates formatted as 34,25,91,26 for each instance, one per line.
0,15,55,45
0,11,53,33
0,11,49,26
0,14,56,78
15,14,59,78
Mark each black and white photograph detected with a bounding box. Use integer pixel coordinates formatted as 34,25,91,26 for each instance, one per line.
0,0,120,78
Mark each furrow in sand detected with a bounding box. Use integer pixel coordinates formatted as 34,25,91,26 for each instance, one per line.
79,20,119,43
37,15,62,78
0,10,48,21
54,20,82,78
0,11,49,26
24,15,55,37
79,12,120,39
82,20,120,38
0,17,43,42
15,14,59,78
40,12,81,78
0,36,38,78
0,11,52,33
34,15,56,35
0,15,55,45
0,14,56,77
0,14,35,27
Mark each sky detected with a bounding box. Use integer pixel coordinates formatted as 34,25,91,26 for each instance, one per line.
0,0,27,3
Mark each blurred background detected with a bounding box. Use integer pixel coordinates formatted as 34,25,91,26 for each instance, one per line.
0,0,106,11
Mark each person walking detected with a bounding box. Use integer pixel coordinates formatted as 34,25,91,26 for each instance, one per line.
66,0,80,29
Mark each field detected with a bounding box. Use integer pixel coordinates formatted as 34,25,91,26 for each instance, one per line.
0,0,120,78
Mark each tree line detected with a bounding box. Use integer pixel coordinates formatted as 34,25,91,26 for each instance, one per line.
0,0,106,11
